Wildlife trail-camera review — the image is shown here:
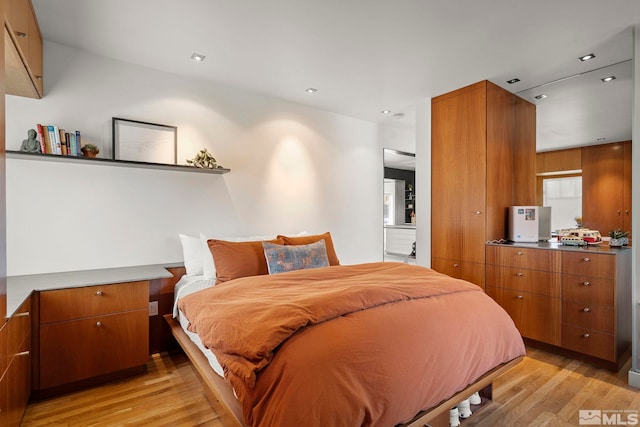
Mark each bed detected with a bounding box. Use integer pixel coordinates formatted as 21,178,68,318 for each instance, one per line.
166,233,525,427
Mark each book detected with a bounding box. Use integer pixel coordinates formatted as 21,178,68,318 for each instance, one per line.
36,124,46,153
66,132,73,156
46,126,57,154
68,133,76,156
52,126,62,154
59,130,67,155
75,130,81,155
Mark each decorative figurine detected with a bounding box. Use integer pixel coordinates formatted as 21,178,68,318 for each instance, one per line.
20,129,42,153
186,148,221,169
80,144,100,158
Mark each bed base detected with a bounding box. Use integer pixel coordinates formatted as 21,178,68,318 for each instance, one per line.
164,314,521,427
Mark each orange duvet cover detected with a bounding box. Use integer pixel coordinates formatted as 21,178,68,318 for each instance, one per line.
179,262,525,427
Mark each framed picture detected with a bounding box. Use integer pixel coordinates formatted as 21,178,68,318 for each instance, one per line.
112,117,177,164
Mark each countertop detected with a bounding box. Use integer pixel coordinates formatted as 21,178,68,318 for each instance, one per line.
6,263,182,318
486,240,632,255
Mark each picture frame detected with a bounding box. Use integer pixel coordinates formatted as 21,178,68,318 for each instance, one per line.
112,117,177,164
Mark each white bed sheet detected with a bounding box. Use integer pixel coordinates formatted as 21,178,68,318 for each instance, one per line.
173,275,224,377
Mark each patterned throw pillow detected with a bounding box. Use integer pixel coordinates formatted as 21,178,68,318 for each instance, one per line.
263,240,330,274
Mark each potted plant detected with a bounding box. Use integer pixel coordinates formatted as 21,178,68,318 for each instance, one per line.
80,144,100,158
608,229,628,247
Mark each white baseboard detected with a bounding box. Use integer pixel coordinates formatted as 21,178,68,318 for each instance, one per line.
629,369,640,389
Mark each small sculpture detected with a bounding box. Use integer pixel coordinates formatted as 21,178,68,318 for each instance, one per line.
81,144,100,158
186,148,221,169
20,129,42,153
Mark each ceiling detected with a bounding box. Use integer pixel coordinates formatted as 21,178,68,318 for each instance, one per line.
32,0,640,151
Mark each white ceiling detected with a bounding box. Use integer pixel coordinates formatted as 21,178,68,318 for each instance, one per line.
32,0,640,151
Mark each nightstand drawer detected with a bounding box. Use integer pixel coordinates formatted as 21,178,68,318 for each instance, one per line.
40,281,148,323
561,275,614,306
562,301,614,334
561,252,615,278
561,324,614,361
39,310,149,389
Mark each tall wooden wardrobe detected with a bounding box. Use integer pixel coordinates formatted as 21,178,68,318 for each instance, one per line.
431,80,536,288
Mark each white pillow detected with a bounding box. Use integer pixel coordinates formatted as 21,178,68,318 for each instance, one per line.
200,233,278,279
178,234,204,276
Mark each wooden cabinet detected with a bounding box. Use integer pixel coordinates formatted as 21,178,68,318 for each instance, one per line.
536,148,582,174
5,0,43,98
1,298,31,427
582,141,632,237
486,244,631,366
36,281,149,391
431,81,536,288
485,245,561,346
560,251,630,363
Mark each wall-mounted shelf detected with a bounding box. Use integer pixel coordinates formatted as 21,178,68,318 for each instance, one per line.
6,150,231,175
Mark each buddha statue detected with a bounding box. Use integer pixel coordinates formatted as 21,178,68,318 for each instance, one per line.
20,129,41,153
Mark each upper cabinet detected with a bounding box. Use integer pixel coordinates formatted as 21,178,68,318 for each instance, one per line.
582,141,632,236
5,0,43,98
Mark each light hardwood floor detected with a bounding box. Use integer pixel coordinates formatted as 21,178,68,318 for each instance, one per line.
22,346,640,426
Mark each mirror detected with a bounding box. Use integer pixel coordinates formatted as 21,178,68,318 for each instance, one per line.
515,28,632,233
383,149,416,263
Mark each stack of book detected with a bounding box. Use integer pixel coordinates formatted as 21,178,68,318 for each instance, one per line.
35,124,82,156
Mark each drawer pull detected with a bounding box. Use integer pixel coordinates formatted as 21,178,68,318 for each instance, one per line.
516,251,523,256
475,211,482,215
583,333,590,339
516,272,524,277
14,311,30,318
96,321,102,327
453,263,459,268
15,31,27,38
517,295,523,300
583,307,591,313
583,257,590,262
95,291,103,296
583,281,591,286
16,351,30,357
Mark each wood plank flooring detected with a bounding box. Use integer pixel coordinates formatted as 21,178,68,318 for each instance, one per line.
22,346,640,426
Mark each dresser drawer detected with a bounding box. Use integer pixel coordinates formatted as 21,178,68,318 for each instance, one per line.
40,281,149,324
8,299,31,360
485,265,559,297
431,258,484,288
486,286,560,345
561,325,615,361
561,252,615,278
486,246,553,271
561,275,614,306
39,310,149,389
562,301,614,334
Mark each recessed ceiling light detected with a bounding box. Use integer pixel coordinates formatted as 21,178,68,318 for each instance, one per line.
190,53,206,62
381,110,392,114
507,78,520,84
601,76,616,83
305,87,318,93
579,53,596,62
534,94,547,100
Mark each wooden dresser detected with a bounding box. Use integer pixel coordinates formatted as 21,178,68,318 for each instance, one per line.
486,243,631,367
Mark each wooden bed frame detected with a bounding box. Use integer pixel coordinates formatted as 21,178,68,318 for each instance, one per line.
164,314,522,427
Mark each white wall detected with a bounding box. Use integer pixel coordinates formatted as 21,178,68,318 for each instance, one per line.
5,41,382,275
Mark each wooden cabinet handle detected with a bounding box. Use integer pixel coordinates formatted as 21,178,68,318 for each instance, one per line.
583,281,590,286
453,263,459,268
96,290,103,296
583,257,590,262
516,251,523,256
517,295,523,299
15,31,27,38
16,351,30,357
617,210,622,216
583,307,591,313
35,75,42,80
582,333,590,338
96,321,102,327
475,211,482,215
516,272,524,277
14,311,30,317
625,210,630,215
